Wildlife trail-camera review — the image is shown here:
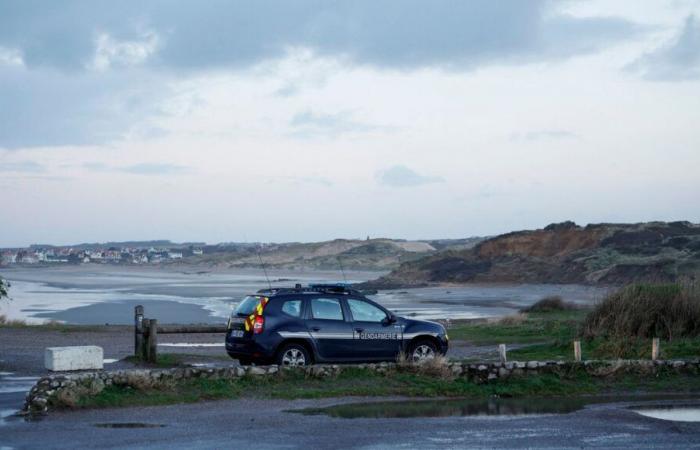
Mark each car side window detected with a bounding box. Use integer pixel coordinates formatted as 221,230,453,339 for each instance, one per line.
281,300,302,318
347,299,387,323
311,298,344,321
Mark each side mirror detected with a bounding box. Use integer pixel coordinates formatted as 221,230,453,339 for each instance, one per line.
383,314,397,325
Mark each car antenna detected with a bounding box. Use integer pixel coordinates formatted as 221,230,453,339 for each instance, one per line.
337,256,348,284
256,244,272,290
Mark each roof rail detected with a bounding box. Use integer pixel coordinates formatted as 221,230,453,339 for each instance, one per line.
255,283,364,296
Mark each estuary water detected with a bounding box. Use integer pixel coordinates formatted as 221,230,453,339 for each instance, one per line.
0,266,609,325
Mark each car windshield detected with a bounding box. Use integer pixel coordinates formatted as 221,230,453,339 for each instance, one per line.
234,296,261,317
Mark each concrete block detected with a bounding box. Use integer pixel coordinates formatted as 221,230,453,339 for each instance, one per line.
44,346,104,371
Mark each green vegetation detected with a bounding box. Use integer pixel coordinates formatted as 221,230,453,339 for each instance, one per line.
520,295,577,313
76,367,700,410
450,284,700,361
0,276,8,299
448,309,585,345
584,281,700,340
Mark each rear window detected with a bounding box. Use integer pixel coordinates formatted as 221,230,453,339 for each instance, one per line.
234,296,262,316
281,300,302,317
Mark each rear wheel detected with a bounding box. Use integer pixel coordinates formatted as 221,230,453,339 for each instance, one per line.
277,343,310,367
408,339,438,362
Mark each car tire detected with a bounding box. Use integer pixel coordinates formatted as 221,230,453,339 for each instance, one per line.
238,358,252,366
277,343,311,367
408,339,438,362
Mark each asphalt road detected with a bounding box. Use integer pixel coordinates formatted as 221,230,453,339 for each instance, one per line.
2,395,700,449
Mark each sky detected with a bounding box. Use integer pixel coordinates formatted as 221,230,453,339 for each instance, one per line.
1,0,700,247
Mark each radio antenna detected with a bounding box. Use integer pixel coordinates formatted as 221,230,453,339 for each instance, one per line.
256,245,272,290
337,256,348,284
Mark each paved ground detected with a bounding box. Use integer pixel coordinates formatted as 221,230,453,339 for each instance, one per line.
2,394,700,449
0,326,502,376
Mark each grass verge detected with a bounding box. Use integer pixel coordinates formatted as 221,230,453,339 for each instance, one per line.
76,367,700,410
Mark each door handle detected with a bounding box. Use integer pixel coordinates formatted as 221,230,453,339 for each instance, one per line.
310,326,321,332
354,328,364,333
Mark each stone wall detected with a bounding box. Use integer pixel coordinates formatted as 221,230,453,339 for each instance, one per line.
23,359,700,415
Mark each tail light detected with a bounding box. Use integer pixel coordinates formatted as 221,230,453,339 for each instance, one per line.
253,315,264,334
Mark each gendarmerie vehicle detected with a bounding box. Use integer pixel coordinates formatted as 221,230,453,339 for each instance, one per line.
225,284,448,366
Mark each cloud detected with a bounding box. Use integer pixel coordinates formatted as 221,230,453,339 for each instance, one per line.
0,1,644,149
509,130,579,142
0,160,45,173
376,165,444,188
83,162,189,175
627,14,700,81
289,110,385,138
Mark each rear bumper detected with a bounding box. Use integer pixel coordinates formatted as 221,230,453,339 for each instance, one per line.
225,332,277,362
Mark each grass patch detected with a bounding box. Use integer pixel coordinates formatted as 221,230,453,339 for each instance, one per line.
76,367,700,410
448,309,587,345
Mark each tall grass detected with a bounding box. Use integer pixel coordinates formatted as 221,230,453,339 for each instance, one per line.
583,281,700,341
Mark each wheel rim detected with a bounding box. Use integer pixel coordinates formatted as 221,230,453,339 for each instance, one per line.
412,344,435,362
281,348,306,366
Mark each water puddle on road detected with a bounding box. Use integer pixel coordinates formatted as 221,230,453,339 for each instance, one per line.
94,423,166,429
290,395,700,420
290,397,587,419
632,405,700,422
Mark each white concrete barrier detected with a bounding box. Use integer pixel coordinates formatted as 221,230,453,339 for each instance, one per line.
44,346,104,371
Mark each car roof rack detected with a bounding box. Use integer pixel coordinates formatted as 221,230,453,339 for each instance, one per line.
255,283,364,296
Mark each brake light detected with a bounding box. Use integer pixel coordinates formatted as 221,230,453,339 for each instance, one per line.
253,315,264,334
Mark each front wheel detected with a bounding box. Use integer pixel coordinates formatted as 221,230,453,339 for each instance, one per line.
408,339,438,362
277,343,311,367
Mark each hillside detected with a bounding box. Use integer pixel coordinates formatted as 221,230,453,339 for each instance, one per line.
168,238,484,271
362,221,700,288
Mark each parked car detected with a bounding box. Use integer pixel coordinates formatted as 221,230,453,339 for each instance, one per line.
225,284,448,366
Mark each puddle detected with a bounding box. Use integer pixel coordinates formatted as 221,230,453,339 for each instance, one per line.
290,395,700,420
158,343,223,348
94,423,166,429
0,373,39,394
632,405,700,422
290,397,588,419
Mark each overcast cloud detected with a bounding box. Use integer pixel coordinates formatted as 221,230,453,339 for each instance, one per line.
1,1,699,246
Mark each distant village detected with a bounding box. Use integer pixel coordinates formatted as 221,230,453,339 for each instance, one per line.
0,244,208,267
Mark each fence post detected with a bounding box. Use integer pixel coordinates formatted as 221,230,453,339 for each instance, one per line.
652,337,660,361
498,344,507,363
573,340,582,362
142,319,151,361
134,305,144,358
148,319,158,363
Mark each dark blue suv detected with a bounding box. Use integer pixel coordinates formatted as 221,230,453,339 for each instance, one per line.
225,284,448,366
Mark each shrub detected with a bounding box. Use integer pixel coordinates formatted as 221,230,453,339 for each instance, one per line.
583,281,700,340
499,313,528,325
521,296,576,313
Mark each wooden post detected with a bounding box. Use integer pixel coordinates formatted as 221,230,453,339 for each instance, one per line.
142,319,151,361
498,344,507,363
134,305,144,358
148,319,158,363
652,337,660,361
573,340,582,362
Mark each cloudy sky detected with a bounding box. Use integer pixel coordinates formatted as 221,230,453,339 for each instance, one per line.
1,1,700,247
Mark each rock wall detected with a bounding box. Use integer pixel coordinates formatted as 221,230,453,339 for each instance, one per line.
23,359,700,414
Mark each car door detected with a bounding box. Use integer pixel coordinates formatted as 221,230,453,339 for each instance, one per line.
305,296,355,360
347,297,401,359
